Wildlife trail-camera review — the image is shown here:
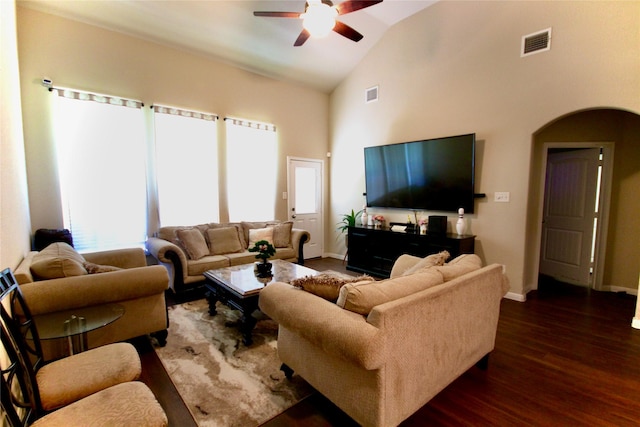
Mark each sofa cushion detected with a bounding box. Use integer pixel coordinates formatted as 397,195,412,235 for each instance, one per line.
206,227,243,255
269,221,293,248
176,228,209,260
210,223,246,247
248,227,274,247
83,262,123,274
241,222,268,248
337,269,444,315
291,274,375,302
30,242,88,280
432,254,483,281
401,250,450,276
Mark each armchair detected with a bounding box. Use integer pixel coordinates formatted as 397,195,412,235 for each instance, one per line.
14,243,169,361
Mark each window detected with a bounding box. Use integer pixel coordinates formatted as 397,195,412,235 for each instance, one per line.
153,106,219,226
52,90,147,252
225,118,277,222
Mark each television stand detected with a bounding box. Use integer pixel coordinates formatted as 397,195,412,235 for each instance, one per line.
346,225,475,278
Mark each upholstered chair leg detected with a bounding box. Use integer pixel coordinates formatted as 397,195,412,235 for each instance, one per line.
280,363,294,380
152,330,168,347
476,353,490,370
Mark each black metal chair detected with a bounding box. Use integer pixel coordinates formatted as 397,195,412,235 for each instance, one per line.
0,268,167,425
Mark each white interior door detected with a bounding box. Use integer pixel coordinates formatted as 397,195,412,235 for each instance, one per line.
539,148,600,286
287,158,323,259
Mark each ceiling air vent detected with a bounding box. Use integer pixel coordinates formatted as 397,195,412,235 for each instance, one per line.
365,86,379,103
521,28,551,57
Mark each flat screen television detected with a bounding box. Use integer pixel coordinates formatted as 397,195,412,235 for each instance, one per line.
364,133,476,213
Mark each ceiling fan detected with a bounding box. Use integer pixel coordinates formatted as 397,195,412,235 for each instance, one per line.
254,0,383,46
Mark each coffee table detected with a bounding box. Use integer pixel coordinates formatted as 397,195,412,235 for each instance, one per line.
203,259,319,345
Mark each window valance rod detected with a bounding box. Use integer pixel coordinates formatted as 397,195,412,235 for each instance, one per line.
151,104,218,122
224,116,276,132
42,78,144,108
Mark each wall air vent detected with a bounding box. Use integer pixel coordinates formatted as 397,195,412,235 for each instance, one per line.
365,85,379,103
521,28,551,57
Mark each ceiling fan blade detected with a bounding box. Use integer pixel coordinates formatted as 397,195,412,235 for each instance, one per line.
333,21,364,42
335,0,383,15
253,11,302,18
294,29,311,46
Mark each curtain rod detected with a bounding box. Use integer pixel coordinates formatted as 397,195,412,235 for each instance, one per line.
42,78,144,107
150,104,219,120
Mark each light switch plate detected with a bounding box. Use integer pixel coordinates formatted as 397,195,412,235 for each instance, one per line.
495,192,510,202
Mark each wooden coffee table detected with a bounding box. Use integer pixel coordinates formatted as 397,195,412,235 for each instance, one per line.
203,259,318,345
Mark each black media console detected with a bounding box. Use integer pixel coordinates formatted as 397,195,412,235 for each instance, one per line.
347,225,475,278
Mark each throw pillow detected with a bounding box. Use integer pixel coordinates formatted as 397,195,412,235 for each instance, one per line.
176,228,209,260
291,274,374,302
248,227,274,247
269,221,293,248
211,223,246,248
241,222,268,248
337,269,444,315
83,262,123,274
206,227,243,255
30,242,88,280
432,254,483,281
401,250,450,276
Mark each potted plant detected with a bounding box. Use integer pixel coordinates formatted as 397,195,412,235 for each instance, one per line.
337,209,363,236
337,209,363,259
248,239,276,277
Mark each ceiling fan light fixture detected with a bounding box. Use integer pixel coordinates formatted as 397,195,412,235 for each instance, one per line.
302,3,337,38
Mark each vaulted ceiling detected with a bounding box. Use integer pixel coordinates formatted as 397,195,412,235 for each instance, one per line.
18,0,436,92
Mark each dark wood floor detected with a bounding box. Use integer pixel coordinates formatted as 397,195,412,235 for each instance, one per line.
136,258,640,427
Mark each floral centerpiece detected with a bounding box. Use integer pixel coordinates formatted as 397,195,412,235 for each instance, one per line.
372,214,385,228
248,239,276,277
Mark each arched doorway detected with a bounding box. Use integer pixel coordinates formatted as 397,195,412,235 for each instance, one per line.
525,108,640,294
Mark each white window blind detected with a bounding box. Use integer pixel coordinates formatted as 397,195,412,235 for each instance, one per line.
52,90,147,252
154,106,219,226
225,118,277,222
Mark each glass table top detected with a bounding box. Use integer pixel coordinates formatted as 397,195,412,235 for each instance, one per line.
204,259,319,296
33,303,125,340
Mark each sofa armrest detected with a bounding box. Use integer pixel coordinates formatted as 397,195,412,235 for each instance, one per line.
367,264,506,372
290,229,310,264
389,254,422,278
146,238,187,266
20,265,169,315
259,282,385,369
82,247,147,269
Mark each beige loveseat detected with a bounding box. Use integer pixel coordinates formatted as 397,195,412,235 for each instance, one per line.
14,243,169,361
146,221,310,294
259,253,509,427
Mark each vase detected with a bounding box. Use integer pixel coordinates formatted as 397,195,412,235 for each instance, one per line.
456,208,466,235
255,261,273,277
361,211,368,227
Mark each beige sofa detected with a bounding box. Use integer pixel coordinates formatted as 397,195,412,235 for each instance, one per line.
146,221,310,294
14,243,169,361
259,253,509,427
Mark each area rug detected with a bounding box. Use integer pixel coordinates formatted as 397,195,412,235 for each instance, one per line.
155,298,314,427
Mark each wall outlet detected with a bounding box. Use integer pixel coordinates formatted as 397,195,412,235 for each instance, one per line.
495,192,510,202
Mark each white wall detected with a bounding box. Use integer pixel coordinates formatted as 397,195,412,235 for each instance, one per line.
329,1,640,298
1,0,32,269
17,7,329,236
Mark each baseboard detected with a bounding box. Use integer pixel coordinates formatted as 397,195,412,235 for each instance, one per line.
504,291,527,302
632,317,640,330
323,252,344,260
606,286,638,296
